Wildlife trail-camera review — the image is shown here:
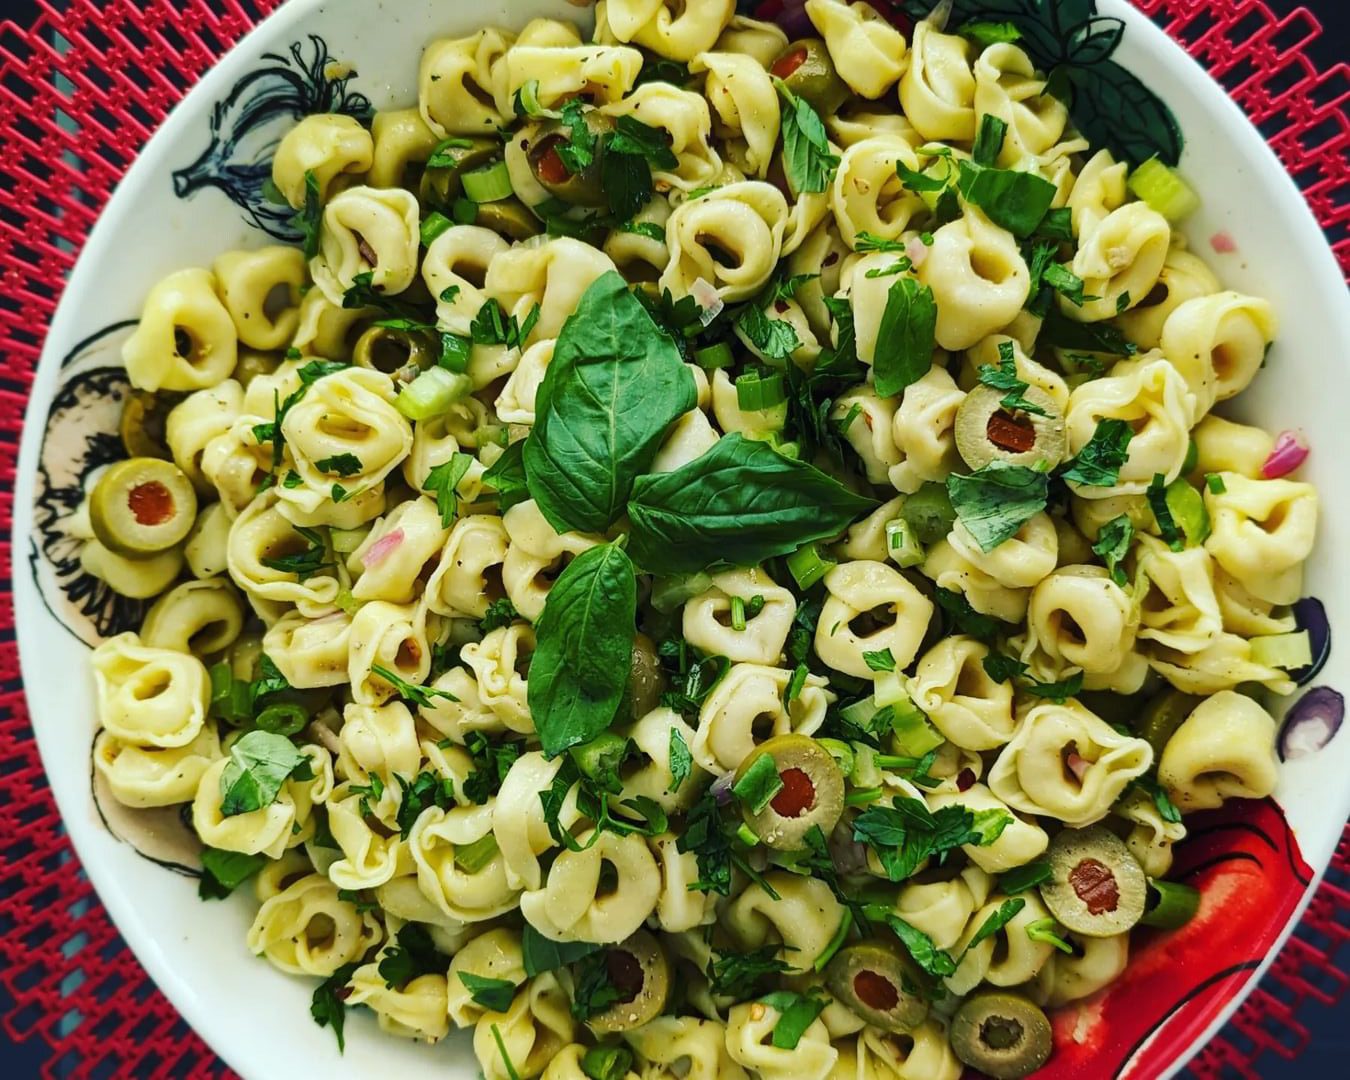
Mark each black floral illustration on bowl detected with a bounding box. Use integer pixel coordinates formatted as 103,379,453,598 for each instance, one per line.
171,34,372,241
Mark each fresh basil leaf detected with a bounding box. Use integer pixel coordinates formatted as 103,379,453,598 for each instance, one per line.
482,440,529,512
556,100,597,174
527,542,637,758
668,727,693,793
872,278,937,398
197,847,268,900
947,462,1049,552
759,990,828,1049
999,859,1053,894
737,304,800,361
965,898,1027,951
1022,671,1084,702
1092,513,1135,585
218,731,312,817
956,160,1056,237
1062,418,1134,488
972,115,1008,168
733,753,784,815
896,158,951,196
457,971,517,1013
982,653,1029,684
424,452,475,527
1034,207,1074,243
310,962,360,1052
525,271,696,533
934,587,1001,642
626,435,876,575
522,924,602,976
775,81,839,194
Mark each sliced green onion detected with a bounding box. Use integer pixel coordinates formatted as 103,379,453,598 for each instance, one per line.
1182,438,1199,475
396,367,473,421
514,79,556,119
1128,158,1200,222
816,738,855,776
1024,917,1075,953
256,702,307,737
439,333,472,373
787,542,834,589
420,211,453,247
650,572,714,613
695,341,734,370
1250,630,1313,670
730,595,747,631
735,823,760,847
452,197,479,225
462,160,514,203
872,670,907,709
844,787,883,807
814,910,854,972
330,526,371,554
1164,479,1211,546
1206,473,1227,494
1140,878,1201,929
736,370,788,412
889,700,945,757
454,833,500,875
884,517,925,569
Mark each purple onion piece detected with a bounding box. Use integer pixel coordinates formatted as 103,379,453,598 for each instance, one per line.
1289,597,1331,686
770,0,815,40
1278,686,1344,761
710,770,736,805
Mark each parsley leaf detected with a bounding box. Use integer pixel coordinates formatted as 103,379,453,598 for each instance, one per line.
480,597,520,634
934,587,1000,642
522,924,601,976
854,232,908,253
471,298,540,351
218,731,312,817
293,170,323,260
863,648,896,673
463,733,524,805
394,770,456,838
457,971,517,1013
853,797,1012,883
260,524,331,581
310,962,359,1052
759,990,828,1049
316,453,363,477
1092,514,1136,585
981,654,1083,702
570,950,625,1021
947,462,1049,552
482,440,529,513
955,159,1057,237
424,452,475,527
1062,418,1134,487
555,100,597,174
371,664,458,709
668,727,693,793
775,80,839,194
708,946,794,998
379,923,448,989
999,860,1053,894
736,303,801,362
977,343,1048,416
885,915,957,977
197,848,267,900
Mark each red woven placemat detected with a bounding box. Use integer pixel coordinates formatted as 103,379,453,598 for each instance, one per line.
0,2,1345,1078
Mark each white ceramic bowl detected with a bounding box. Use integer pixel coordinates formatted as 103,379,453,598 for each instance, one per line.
12,2,1350,1077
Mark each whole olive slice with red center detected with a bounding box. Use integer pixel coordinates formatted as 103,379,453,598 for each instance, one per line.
1039,826,1147,937
584,930,670,1034
735,734,845,850
950,992,1053,1080
955,384,1066,472
527,111,615,207
89,457,198,557
825,942,928,1032
770,39,850,117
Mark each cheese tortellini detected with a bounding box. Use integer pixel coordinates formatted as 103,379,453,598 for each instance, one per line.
86,6,1313,1077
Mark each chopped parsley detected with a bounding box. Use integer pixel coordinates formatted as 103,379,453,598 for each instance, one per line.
425,452,475,527
852,797,1012,883
977,342,1048,416
947,462,1049,552
457,971,517,1013
1062,418,1134,487
1092,514,1136,585
775,80,839,194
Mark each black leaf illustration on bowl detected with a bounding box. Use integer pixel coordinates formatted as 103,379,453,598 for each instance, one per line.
30,321,149,647
171,34,373,242
750,0,1184,166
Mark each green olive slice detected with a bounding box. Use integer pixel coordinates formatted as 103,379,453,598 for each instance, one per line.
232,349,281,389
735,734,844,851
825,942,928,1033
472,197,544,240
1040,826,1147,937
353,324,436,375
419,136,500,207
770,39,851,117
120,390,173,461
584,930,670,1034
950,993,1053,1080
618,632,665,723
1137,688,1203,759
528,112,614,207
90,458,198,556
955,384,1066,472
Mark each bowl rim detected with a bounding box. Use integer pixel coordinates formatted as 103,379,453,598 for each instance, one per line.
9,1,1349,1078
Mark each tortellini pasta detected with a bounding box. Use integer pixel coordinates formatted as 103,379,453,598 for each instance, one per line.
88,7,1313,1075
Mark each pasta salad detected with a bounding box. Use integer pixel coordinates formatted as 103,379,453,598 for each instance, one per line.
80,2,1319,1078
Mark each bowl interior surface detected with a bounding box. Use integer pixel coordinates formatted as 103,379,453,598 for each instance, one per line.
11,2,1350,1078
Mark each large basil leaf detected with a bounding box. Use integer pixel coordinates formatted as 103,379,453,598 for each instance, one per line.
524,272,696,534
527,541,637,758
626,435,877,574
873,278,937,397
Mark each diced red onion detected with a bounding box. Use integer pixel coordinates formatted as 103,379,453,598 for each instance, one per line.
1209,231,1237,254
771,0,814,38
1290,597,1330,686
1065,752,1090,783
710,771,736,805
1261,429,1309,478
956,767,977,791
691,278,724,326
1278,687,1343,761
360,528,405,569
906,236,930,268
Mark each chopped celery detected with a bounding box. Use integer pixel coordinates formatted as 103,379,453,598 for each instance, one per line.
872,670,907,708
396,367,472,421
885,517,925,568
1250,630,1313,670
889,697,945,757
817,738,856,776
1128,158,1200,222
330,526,371,554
